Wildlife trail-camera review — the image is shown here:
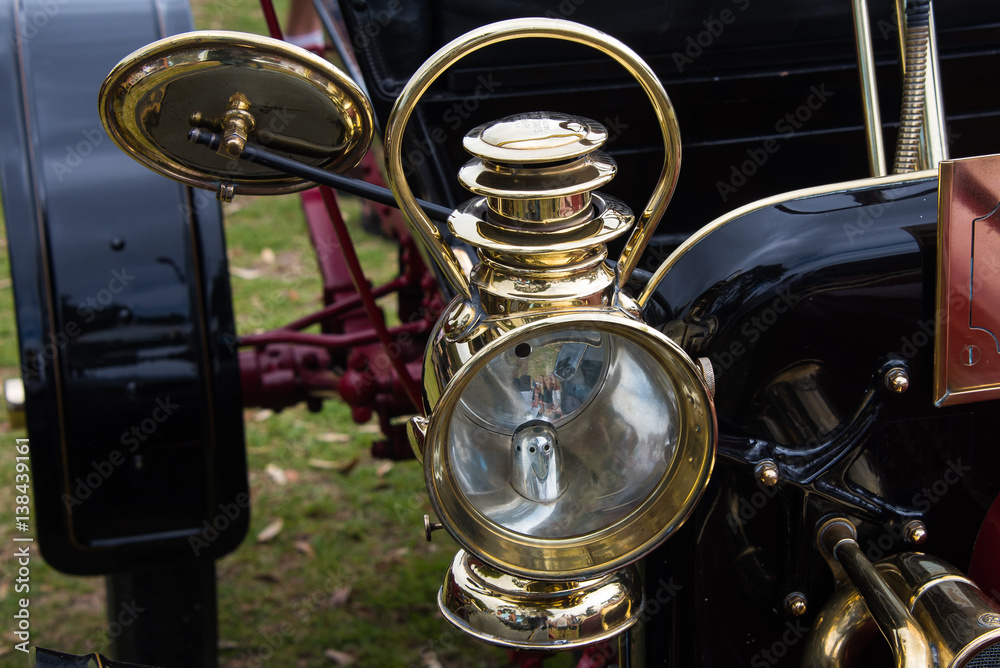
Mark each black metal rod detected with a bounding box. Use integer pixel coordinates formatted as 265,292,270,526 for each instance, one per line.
187,128,455,223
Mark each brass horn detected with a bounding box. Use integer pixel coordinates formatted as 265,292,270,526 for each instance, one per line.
806,518,1000,667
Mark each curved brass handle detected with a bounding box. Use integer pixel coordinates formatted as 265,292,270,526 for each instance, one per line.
384,17,682,301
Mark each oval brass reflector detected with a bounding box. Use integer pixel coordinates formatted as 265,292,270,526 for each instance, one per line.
98,30,374,196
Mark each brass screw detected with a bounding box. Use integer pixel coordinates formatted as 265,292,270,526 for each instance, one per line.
784,592,807,617
904,520,928,544
885,367,910,393
755,460,780,487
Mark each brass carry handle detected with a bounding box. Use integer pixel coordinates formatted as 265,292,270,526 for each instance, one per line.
384,17,682,301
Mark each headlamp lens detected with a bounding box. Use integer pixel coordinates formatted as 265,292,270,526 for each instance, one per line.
447,330,680,539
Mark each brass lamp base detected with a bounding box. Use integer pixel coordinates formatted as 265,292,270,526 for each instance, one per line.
438,550,643,649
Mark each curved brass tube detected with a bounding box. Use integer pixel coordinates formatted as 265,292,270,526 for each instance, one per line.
384,18,682,300
816,520,933,668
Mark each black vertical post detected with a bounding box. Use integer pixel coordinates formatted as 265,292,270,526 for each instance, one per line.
105,560,218,668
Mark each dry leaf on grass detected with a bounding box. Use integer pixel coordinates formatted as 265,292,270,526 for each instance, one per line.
284,469,300,484
318,433,351,443
420,651,444,668
230,266,262,280
260,247,276,264
357,423,381,434
330,586,352,607
309,456,359,474
293,540,315,558
253,409,274,422
256,518,283,543
375,461,394,477
265,463,287,486
324,648,355,665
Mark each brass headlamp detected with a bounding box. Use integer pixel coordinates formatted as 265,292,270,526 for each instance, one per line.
95,16,718,651
386,19,717,648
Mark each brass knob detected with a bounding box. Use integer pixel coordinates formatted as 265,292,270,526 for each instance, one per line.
784,592,807,617
904,520,928,544
217,92,255,158
755,460,780,487
885,367,910,393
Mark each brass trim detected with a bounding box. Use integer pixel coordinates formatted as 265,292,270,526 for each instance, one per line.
817,519,934,668
636,169,938,307
934,153,1000,406
437,550,644,649
851,0,887,177
98,30,374,196
421,310,716,580
384,17,682,300
894,1,948,171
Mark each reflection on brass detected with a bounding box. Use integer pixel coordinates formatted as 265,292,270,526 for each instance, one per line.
448,112,636,315
216,182,235,203
437,550,643,649
384,17,682,300
851,0,887,177
814,518,934,668
902,520,927,545
893,0,948,171
755,460,779,487
99,30,374,197
217,92,254,158
806,544,1000,667
934,153,1000,406
423,515,443,542
696,357,716,398
784,592,807,617
884,367,910,393
406,415,428,463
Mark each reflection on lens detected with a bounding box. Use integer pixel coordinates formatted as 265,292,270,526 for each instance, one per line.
448,329,680,539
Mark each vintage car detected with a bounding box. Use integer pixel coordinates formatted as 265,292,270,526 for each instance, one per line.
4,0,1000,666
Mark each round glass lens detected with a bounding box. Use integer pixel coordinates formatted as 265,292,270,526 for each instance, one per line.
447,328,680,539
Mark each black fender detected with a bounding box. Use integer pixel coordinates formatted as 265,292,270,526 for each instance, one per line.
0,0,248,574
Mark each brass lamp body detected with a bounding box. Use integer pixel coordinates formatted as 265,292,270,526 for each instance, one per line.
386,18,717,650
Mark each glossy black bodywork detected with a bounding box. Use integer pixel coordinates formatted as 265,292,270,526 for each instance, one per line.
338,0,1000,241
640,175,1000,666
0,0,248,574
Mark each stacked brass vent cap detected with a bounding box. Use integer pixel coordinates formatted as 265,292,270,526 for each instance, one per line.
448,112,635,313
